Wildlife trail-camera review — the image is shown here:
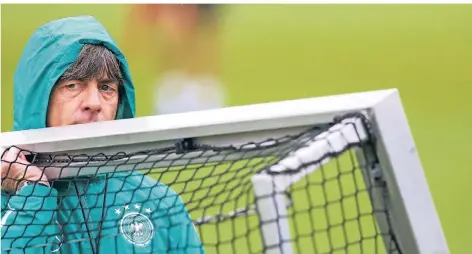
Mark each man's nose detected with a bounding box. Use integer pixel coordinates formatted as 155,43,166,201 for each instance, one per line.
81,86,102,113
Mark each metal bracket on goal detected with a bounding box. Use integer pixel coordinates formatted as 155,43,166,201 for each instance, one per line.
174,138,197,154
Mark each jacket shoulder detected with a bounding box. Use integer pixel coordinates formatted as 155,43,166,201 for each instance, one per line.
109,171,185,212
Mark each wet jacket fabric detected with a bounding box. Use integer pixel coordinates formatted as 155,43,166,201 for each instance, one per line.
1,15,204,254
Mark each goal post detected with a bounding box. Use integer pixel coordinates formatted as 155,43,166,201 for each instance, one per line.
0,89,448,254
361,90,448,254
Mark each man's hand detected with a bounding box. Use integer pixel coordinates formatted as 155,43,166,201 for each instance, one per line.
1,147,49,193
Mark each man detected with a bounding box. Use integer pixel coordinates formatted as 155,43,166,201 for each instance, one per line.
1,16,204,253
123,4,226,115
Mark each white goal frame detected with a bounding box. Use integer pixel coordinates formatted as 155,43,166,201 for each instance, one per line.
0,89,449,254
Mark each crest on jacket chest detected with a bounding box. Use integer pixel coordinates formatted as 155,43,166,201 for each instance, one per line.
116,203,154,246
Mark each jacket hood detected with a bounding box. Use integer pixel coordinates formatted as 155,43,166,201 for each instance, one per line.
13,15,136,131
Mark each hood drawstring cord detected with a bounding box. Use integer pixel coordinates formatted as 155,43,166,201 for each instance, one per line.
74,175,109,254
74,181,97,254
96,174,109,252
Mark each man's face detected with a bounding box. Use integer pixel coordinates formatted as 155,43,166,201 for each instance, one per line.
47,78,119,127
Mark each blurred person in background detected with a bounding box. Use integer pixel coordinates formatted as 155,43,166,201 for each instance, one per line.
123,4,226,115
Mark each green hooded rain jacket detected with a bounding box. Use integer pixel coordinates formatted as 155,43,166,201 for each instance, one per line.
1,15,204,254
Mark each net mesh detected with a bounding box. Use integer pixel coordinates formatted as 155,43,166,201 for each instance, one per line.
1,113,401,254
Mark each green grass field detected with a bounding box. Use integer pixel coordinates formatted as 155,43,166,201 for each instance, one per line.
2,4,472,253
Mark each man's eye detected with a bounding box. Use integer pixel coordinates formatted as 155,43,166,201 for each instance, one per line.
60,83,83,97
100,84,116,92
66,84,78,89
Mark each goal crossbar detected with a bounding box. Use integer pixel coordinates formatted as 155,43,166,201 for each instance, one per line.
0,89,389,153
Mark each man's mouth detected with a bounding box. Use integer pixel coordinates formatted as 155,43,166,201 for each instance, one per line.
72,119,99,125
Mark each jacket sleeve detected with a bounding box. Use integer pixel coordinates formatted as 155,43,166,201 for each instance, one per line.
1,185,62,253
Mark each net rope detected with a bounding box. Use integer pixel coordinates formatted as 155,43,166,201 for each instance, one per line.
1,113,401,254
